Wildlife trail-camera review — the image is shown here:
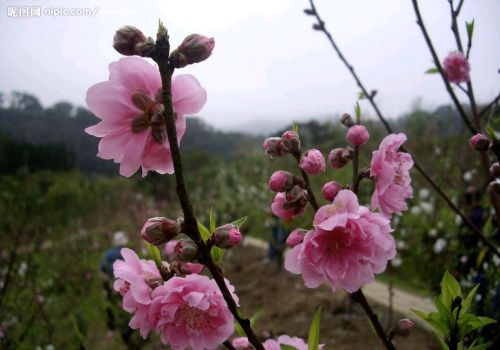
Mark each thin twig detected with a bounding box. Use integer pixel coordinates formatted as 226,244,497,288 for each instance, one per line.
305,0,500,258
479,91,500,117
292,152,320,211
151,30,264,350
223,340,236,350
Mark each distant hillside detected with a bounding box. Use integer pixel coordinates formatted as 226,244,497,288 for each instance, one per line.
0,92,260,175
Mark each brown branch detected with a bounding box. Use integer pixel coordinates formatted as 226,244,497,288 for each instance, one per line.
479,91,500,118
304,0,500,258
223,340,236,350
410,0,476,134
151,30,264,350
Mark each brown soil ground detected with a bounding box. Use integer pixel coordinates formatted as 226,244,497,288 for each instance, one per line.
220,244,440,350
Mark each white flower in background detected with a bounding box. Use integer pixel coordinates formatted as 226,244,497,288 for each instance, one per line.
392,216,401,226
420,201,434,215
437,221,444,229
435,146,442,155
433,238,447,253
18,262,27,276
400,228,407,237
463,169,476,182
460,256,468,264
411,206,422,215
46,345,55,350
396,240,407,250
483,262,489,270
493,254,500,267
428,229,438,238
419,188,430,199
455,215,462,226
474,294,482,302
391,256,403,267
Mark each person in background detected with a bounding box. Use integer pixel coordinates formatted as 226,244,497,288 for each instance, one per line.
265,214,287,269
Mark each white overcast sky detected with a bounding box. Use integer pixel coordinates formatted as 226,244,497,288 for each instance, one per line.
1,0,499,133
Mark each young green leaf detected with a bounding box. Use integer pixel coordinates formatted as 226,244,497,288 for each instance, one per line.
308,306,322,350
209,207,216,233
234,322,245,337
461,284,479,314
466,20,475,43
425,67,439,74
485,124,498,141
357,91,366,100
198,221,211,240
280,345,297,350
211,246,225,263
145,242,162,268
354,102,361,122
231,216,248,229
441,271,461,308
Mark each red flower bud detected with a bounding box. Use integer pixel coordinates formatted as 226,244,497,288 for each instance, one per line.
469,134,490,151
281,130,301,154
211,224,242,249
263,137,288,158
328,147,353,169
174,239,198,262
347,125,369,146
340,113,355,128
490,162,500,178
170,34,215,68
321,181,343,201
286,229,307,248
141,217,181,246
113,26,155,57
268,170,295,192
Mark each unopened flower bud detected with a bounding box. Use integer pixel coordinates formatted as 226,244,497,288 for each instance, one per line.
286,229,307,248
322,181,343,201
269,170,295,192
281,131,301,154
469,134,490,151
488,181,500,195
174,239,198,262
300,149,325,175
113,26,155,57
490,163,500,178
169,34,215,68
328,147,353,169
141,217,181,246
398,318,415,331
284,185,308,209
211,224,241,249
340,113,355,128
347,125,369,146
263,137,288,158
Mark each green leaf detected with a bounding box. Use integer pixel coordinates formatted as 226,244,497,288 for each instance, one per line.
308,306,322,350
281,345,297,350
485,124,498,141
211,246,225,263
468,343,489,350
292,121,300,134
198,221,211,240
234,322,245,337
436,335,449,350
209,208,216,233
458,314,496,337
357,91,366,100
354,102,361,122
425,67,439,74
250,310,262,326
235,310,261,336
145,242,162,268
466,20,475,43
461,284,479,314
411,309,448,335
441,271,461,309
231,216,248,229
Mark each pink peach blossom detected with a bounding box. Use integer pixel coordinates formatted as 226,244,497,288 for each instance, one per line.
263,335,324,350
321,181,342,202
232,337,255,350
286,229,307,248
299,149,325,175
268,170,294,192
271,192,306,220
150,274,237,350
443,51,470,84
285,190,396,293
370,133,414,216
85,57,207,177
113,248,161,337
346,125,369,146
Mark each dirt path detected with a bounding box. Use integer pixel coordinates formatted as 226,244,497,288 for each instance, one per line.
242,237,436,329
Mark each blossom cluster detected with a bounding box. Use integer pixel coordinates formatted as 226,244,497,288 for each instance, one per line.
264,119,414,293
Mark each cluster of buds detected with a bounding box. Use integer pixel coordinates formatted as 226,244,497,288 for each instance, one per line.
263,130,301,158
268,170,304,192
174,239,199,262
113,26,215,69
328,147,354,169
141,217,182,246
208,224,242,249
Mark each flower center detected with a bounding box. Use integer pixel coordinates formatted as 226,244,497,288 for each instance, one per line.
175,302,215,335
130,89,167,144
